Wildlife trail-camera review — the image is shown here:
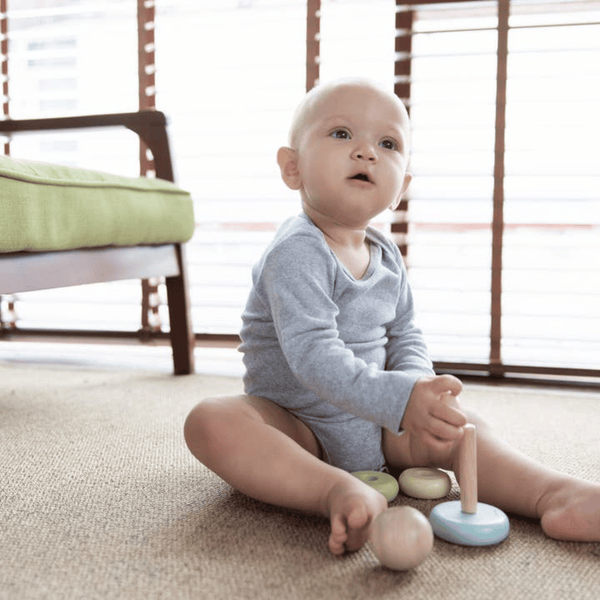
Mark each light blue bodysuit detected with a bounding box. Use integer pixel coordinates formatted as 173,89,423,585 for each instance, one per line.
239,213,434,472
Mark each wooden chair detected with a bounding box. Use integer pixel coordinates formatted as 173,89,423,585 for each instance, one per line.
0,111,195,374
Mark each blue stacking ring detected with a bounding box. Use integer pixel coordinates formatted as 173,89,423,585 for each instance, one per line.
429,501,510,546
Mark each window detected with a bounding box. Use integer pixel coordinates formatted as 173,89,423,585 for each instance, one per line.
395,0,600,377
2,0,599,382
154,0,309,335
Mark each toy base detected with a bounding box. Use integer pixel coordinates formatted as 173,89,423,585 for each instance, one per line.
429,501,509,546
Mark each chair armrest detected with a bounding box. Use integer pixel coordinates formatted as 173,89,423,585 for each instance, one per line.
0,111,174,182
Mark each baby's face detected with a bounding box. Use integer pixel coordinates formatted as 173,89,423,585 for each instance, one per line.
295,82,411,229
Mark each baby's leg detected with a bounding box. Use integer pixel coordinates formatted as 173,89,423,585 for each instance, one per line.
383,408,600,542
184,395,387,554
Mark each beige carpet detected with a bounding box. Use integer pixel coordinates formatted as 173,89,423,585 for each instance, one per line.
1,359,599,600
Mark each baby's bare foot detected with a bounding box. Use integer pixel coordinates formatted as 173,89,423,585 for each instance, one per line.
325,474,388,555
539,479,600,542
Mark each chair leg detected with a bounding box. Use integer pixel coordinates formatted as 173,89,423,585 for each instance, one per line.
165,244,195,375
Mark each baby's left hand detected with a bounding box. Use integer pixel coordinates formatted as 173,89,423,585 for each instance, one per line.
401,374,468,453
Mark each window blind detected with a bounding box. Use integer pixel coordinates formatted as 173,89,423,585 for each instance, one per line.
152,0,309,335
1,0,8,154
396,0,500,369
1,0,599,382
500,0,600,374
394,0,600,378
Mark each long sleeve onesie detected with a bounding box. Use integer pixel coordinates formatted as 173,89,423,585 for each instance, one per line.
239,213,434,472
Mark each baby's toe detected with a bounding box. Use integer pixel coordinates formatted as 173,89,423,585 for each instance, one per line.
328,514,348,555
344,506,372,552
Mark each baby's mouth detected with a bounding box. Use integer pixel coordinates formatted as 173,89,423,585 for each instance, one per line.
349,173,372,183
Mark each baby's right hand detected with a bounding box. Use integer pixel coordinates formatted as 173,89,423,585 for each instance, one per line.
400,375,467,452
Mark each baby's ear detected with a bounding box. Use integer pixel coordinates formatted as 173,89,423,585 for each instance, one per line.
390,172,412,210
277,147,302,190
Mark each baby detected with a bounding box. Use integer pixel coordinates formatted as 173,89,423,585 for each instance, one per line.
184,78,600,555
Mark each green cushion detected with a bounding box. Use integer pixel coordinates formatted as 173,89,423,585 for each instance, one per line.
0,155,195,253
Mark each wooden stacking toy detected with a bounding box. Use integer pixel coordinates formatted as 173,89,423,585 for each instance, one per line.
429,424,510,546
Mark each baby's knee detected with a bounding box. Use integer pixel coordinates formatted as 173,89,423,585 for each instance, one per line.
183,397,228,457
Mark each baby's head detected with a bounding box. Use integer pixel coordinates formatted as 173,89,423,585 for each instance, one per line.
278,78,412,228
288,78,411,153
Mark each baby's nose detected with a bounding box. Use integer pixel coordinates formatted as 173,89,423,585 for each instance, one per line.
352,145,378,162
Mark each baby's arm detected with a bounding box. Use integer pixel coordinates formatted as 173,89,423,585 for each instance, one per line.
400,375,467,451
381,239,467,444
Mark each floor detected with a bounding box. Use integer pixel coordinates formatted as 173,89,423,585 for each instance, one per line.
0,340,245,377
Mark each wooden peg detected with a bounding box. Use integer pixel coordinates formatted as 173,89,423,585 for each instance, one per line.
459,424,478,514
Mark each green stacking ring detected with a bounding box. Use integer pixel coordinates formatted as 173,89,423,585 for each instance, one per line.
352,470,399,502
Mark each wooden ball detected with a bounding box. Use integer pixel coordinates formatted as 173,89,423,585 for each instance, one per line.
370,506,433,570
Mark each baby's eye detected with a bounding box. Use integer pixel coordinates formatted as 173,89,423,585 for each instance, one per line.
380,138,398,151
330,128,351,140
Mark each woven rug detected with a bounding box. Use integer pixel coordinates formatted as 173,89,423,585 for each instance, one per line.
1,359,599,600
